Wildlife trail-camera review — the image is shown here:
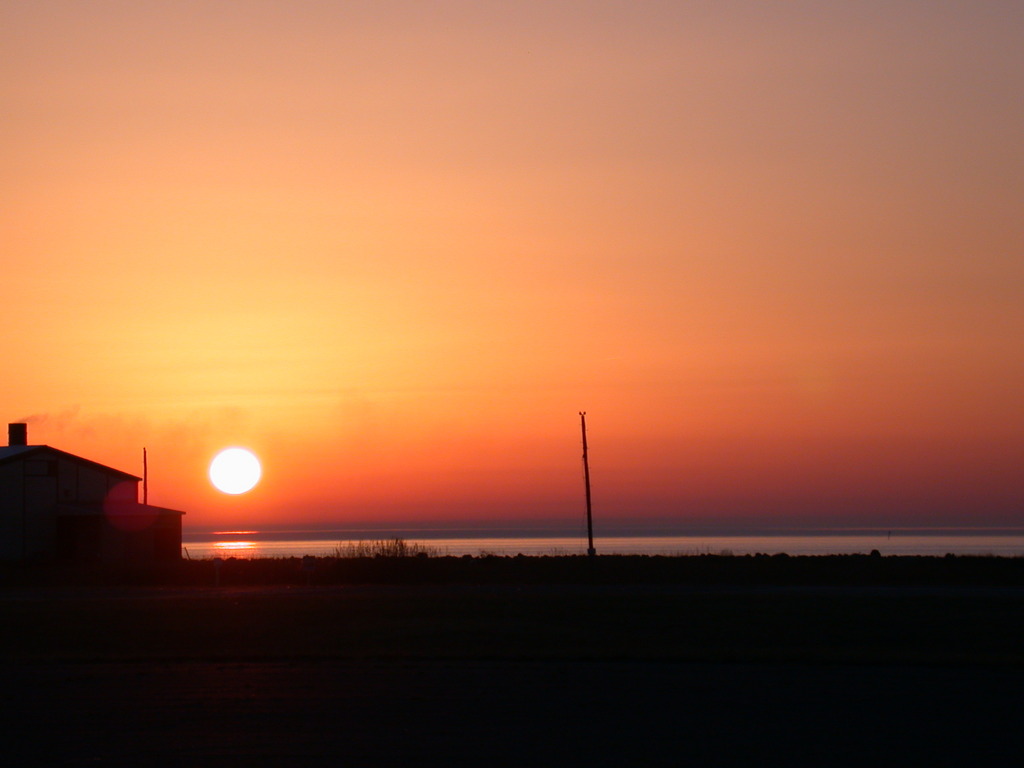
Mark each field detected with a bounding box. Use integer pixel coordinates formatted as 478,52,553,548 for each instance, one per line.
1,556,1022,765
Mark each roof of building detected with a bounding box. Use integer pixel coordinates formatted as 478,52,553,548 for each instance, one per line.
0,445,35,461
0,444,141,481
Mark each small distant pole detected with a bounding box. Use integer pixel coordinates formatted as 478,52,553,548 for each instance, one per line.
143,447,148,505
580,412,596,557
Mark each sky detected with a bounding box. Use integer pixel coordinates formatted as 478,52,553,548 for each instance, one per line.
2,1,1021,532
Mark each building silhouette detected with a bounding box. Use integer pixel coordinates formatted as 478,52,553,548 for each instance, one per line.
0,423,183,562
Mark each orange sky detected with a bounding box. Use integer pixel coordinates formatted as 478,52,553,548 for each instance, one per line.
2,1,1021,531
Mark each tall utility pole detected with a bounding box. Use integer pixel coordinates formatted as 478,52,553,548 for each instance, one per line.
580,412,596,557
143,447,148,505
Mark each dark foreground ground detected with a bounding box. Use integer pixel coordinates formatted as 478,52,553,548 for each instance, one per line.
1,558,1023,766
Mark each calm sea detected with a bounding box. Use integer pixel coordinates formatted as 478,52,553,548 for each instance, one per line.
181,528,1024,559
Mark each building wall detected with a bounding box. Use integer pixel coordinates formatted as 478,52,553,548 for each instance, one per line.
0,449,181,563
0,463,24,560
24,472,58,560
95,512,182,563
0,460,60,560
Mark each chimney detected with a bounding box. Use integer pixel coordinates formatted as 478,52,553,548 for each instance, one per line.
8,423,27,447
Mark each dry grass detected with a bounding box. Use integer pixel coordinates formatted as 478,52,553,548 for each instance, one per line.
332,537,439,559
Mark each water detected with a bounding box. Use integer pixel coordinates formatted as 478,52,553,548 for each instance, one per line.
180,529,1024,559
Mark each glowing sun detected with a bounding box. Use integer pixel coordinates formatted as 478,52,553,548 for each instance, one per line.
209,448,262,495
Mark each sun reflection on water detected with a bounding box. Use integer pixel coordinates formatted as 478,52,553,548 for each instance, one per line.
212,540,259,556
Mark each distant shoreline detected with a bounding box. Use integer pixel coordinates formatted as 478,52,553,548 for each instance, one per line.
180,530,1024,559
183,524,1024,538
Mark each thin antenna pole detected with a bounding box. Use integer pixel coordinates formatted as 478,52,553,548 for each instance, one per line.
143,447,148,506
580,412,596,557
